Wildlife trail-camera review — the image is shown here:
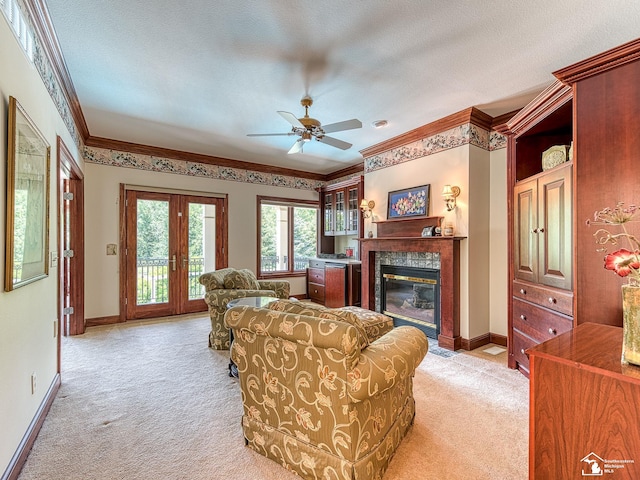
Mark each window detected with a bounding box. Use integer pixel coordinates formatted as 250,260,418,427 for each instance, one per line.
258,196,318,276
0,0,35,62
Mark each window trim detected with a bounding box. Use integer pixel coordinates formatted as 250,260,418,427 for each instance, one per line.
257,195,319,279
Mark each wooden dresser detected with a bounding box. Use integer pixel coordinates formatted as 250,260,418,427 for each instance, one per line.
528,323,640,479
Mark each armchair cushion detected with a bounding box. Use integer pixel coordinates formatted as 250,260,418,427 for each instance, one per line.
223,268,261,290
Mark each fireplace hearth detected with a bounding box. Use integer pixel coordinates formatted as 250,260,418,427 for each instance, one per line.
381,265,440,339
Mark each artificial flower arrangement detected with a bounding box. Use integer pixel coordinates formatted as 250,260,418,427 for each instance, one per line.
588,202,640,366
588,202,640,285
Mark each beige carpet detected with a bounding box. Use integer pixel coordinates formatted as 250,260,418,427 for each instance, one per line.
17,315,529,480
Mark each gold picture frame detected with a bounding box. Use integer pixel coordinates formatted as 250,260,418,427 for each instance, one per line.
5,96,50,291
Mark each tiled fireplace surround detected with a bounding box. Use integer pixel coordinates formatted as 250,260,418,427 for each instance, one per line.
360,218,461,350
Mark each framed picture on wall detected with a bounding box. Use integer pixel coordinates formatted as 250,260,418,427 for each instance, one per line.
387,184,430,220
5,96,51,291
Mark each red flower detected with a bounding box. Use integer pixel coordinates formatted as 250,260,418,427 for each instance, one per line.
604,249,640,277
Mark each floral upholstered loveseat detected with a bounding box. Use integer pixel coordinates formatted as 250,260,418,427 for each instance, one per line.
225,299,428,480
198,268,290,349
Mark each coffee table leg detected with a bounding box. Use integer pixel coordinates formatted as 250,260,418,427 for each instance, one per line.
228,328,239,378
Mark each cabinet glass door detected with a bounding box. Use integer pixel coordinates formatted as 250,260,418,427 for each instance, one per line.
346,186,359,234
335,190,345,234
324,192,334,236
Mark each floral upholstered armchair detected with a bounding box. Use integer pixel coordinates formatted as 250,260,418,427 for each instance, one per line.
225,299,428,480
198,268,290,349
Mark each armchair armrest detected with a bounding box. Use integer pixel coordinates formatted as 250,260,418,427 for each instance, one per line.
347,326,428,402
257,280,290,299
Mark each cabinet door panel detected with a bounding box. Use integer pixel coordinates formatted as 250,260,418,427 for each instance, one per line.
514,179,537,283
325,264,346,308
538,167,572,290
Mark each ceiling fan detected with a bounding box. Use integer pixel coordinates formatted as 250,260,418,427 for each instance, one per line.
247,96,362,154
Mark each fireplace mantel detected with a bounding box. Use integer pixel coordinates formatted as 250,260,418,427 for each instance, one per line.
360,236,462,350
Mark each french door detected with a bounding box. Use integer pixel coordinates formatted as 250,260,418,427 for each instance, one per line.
125,190,226,319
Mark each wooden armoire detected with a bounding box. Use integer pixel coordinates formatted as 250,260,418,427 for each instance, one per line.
505,38,640,376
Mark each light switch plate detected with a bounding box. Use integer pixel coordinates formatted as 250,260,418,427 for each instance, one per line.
50,251,58,268
106,244,117,255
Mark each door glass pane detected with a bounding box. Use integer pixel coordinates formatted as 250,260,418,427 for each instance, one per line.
136,199,169,305
188,202,215,300
261,204,289,273
293,207,317,271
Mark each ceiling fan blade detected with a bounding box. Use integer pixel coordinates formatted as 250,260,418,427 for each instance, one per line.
321,118,362,134
288,139,304,154
278,111,305,129
318,135,352,150
247,132,294,137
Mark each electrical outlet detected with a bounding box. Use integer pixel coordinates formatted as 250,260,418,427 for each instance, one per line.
30,373,37,395
50,251,59,268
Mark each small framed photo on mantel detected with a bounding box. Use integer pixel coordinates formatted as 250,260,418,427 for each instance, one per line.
387,184,430,220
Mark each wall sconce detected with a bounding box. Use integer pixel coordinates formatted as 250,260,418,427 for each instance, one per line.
442,185,461,211
360,199,375,218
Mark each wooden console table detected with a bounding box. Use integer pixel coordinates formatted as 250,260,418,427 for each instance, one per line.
528,323,640,479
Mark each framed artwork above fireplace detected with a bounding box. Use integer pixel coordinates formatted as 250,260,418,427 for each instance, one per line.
387,184,430,220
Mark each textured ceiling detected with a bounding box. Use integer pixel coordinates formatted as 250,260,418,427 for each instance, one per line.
44,1,640,175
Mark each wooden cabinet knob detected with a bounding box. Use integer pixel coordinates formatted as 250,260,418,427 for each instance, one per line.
520,288,526,295
548,297,556,304
549,328,557,335
532,228,539,233
539,228,545,233
520,314,527,321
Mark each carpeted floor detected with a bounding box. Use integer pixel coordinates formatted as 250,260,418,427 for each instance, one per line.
17,314,529,480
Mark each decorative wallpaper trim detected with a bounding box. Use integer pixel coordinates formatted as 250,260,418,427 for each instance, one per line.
84,146,325,191
364,123,506,174
16,0,82,149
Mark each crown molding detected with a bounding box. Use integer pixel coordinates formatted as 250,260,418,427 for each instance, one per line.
554,37,640,85
324,163,364,182
359,107,493,159
491,109,520,134
504,80,572,137
24,0,90,141
85,136,328,182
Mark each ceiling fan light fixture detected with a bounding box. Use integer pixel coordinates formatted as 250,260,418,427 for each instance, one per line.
302,131,312,142
372,120,388,128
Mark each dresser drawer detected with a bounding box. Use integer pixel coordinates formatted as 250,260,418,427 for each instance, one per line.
512,330,536,374
512,298,573,343
308,283,325,303
308,267,325,285
309,260,325,269
513,280,573,316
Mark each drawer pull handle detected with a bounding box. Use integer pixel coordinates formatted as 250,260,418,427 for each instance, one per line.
532,228,539,234
314,289,318,293
520,314,527,321
548,297,556,304
549,328,557,335
520,288,526,295
539,228,545,233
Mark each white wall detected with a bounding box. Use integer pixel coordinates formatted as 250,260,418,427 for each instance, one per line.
0,19,82,474
84,162,318,318
489,147,508,336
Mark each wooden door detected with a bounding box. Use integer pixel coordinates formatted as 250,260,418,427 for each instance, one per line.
513,178,537,284
125,190,226,319
538,165,572,290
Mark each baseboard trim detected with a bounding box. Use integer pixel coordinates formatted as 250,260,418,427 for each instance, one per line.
2,373,61,480
490,333,507,347
460,332,508,351
85,315,120,327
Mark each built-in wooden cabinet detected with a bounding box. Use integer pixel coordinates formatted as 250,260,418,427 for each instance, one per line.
513,163,572,291
307,259,361,308
321,177,363,238
505,80,574,376
506,37,640,377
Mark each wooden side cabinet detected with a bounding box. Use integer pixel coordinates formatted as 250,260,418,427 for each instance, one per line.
528,323,640,479
306,259,361,308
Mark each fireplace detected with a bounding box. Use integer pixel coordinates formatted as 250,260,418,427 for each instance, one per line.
381,265,440,339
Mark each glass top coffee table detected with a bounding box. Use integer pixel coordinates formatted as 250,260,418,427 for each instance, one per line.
226,296,277,377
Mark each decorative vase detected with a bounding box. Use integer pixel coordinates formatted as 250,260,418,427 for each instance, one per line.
621,284,640,366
